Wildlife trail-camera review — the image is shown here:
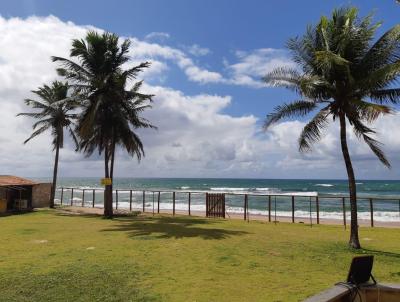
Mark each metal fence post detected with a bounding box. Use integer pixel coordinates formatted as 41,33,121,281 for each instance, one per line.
342,197,346,229
316,196,320,224
369,198,374,227
70,188,74,206
129,190,132,211
173,191,176,215
143,190,145,212
188,192,191,216
291,196,295,223
244,194,248,221
268,196,271,222
157,191,160,213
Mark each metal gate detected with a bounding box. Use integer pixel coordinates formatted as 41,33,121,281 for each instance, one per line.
206,193,225,218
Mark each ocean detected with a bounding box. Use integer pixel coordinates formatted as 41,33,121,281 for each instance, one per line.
34,177,400,223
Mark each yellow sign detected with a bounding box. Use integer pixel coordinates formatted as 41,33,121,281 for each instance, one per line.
101,178,112,186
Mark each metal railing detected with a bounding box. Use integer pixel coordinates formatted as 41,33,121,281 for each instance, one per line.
56,187,400,228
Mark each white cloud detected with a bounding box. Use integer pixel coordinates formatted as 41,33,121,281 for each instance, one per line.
116,84,268,177
144,32,170,41
187,44,211,56
0,15,399,180
0,15,90,91
264,114,400,178
224,48,296,88
0,15,259,178
0,16,222,87
127,38,223,84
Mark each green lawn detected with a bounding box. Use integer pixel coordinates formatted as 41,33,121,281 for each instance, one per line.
0,210,399,302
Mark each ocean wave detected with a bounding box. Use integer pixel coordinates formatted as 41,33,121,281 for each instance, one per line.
180,186,190,190
255,187,278,192
225,207,399,222
279,192,318,197
71,186,105,191
210,187,249,192
315,184,334,187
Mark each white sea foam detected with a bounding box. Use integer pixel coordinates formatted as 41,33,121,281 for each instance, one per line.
278,191,318,197
208,187,316,196
180,186,190,190
255,187,276,192
64,186,105,191
315,184,334,187
210,187,249,191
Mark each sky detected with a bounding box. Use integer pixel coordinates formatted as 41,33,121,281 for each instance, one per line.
1,0,400,179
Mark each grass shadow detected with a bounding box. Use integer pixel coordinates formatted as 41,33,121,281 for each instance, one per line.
101,215,249,240
356,248,400,259
54,207,140,219
0,209,34,217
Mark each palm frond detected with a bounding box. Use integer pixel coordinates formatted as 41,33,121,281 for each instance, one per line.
264,100,317,129
358,61,400,91
369,88,400,104
19,81,77,149
23,124,50,144
23,98,50,109
68,126,79,151
298,107,330,152
263,67,302,92
52,56,91,83
350,99,392,123
360,24,400,72
350,118,391,167
122,62,151,79
17,112,47,119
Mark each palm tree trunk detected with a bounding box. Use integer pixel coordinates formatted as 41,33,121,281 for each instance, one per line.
104,145,113,218
109,139,116,214
50,139,60,208
339,112,361,249
110,142,115,180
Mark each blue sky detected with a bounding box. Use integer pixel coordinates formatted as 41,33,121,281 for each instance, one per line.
2,0,399,118
1,0,400,179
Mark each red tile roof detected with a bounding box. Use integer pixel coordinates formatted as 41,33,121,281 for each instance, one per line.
0,175,38,187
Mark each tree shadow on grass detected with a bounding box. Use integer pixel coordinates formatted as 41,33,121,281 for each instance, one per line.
101,215,249,240
54,208,140,219
323,242,400,261
55,212,104,219
355,248,400,259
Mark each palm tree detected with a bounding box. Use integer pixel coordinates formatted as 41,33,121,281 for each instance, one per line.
18,81,78,208
263,7,400,249
52,31,155,218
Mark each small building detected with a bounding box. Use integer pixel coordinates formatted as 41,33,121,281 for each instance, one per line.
0,175,52,213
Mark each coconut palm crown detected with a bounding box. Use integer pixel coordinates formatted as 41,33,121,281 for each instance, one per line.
52,31,155,218
263,7,400,249
18,81,78,207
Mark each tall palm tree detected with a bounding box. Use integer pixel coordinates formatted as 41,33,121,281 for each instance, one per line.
263,7,400,249
52,31,155,218
18,81,78,208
